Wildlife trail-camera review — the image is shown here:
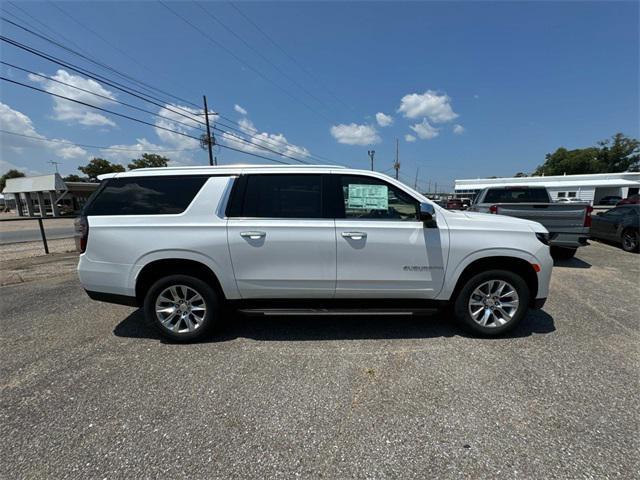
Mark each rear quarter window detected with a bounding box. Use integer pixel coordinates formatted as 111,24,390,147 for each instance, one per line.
84,176,208,216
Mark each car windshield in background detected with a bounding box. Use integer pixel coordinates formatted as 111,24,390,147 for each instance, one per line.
484,188,550,203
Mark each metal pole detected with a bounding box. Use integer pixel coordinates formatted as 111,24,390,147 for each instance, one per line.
367,150,375,171
394,138,400,180
203,95,216,166
37,217,49,254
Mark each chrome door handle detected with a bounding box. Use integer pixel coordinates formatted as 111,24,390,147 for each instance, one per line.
341,231,367,240
240,231,266,239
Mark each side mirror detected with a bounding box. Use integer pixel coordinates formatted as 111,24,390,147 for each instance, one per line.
419,202,437,228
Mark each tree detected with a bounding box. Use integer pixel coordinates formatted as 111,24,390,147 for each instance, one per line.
514,172,528,177
128,153,170,170
63,174,87,182
0,169,25,192
534,133,639,176
78,158,125,181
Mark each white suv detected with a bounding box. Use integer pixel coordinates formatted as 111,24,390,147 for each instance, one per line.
76,165,553,341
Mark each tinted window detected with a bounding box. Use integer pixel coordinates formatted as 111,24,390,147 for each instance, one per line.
242,174,322,218
338,175,418,221
85,176,208,216
484,188,549,203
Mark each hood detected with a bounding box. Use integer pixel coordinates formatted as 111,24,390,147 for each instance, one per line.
454,210,548,233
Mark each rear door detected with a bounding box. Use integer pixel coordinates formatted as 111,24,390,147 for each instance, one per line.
333,174,445,298
226,174,336,298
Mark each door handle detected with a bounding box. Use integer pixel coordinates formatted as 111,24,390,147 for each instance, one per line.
240,231,266,239
341,231,367,240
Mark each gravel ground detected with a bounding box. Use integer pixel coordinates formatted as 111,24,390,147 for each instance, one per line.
0,237,76,262
0,241,638,479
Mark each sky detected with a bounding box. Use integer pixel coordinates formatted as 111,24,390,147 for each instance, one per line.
1,1,638,191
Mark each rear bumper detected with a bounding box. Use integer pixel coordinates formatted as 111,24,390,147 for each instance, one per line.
85,290,139,307
549,233,589,249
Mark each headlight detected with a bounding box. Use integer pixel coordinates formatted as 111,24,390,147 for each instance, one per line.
535,232,550,245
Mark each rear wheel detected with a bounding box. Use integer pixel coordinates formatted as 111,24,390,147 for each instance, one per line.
621,229,639,253
144,274,219,342
454,270,530,336
550,246,577,260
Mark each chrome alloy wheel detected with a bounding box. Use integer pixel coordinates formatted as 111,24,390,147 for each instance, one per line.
468,280,520,328
155,285,207,333
622,231,638,252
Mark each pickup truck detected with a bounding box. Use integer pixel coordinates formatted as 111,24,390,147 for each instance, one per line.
469,186,591,259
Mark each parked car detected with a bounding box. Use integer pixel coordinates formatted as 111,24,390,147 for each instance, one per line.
469,186,591,259
590,205,639,252
445,198,463,210
76,165,553,341
598,195,622,206
557,197,585,203
461,198,471,210
617,194,640,206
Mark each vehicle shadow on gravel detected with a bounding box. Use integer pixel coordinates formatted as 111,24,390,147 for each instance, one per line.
113,308,556,343
553,257,592,269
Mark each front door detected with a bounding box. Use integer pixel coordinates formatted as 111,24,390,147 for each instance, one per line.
227,174,336,298
333,174,445,299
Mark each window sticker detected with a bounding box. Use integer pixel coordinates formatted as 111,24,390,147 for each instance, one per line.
347,184,388,210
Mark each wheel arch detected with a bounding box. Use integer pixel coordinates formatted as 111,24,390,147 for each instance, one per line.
449,255,539,307
135,258,227,305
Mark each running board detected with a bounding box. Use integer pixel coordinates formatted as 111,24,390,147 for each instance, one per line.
238,308,437,317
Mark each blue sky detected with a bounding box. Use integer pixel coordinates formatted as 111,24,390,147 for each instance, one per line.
1,1,638,190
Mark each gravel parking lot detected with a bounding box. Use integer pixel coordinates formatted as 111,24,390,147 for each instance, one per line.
1,241,638,479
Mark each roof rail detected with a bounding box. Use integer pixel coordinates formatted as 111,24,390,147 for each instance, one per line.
131,164,346,172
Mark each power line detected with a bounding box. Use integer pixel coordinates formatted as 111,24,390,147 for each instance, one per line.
158,1,333,122
46,0,202,109
0,33,207,127
229,1,353,113
0,32,330,165
1,61,204,133
1,76,202,142
194,1,339,117
0,129,201,153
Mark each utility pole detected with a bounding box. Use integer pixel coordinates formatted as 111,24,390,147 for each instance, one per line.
367,150,375,171
414,168,419,190
393,138,400,180
47,160,61,173
427,180,431,195
202,95,216,166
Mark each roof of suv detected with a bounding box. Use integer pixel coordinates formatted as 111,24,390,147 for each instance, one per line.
98,164,353,180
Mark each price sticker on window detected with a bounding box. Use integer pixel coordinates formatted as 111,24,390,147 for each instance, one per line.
347,184,388,210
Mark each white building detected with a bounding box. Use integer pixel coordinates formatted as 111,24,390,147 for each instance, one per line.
454,172,640,205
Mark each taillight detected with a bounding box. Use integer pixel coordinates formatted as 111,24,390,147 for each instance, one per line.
74,215,89,253
489,204,498,214
584,205,593,228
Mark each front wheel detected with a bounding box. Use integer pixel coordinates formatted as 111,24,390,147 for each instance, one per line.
621,229,639,253
453,270,530,336
143,274,219,342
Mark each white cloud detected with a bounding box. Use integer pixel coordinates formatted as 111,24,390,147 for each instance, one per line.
234,104,248,115
54,143,87,159
410,119,439,140
397,90,458,123
375,112,393,127
0,102,87,161
405,134,416,143
330,123,381,146
221,118,310,160
154,103,205,151
29,69,117,127
453,124,465,135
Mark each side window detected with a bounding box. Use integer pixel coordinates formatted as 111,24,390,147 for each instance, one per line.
338,175,418,221
241,174,323,218
84,176,208,216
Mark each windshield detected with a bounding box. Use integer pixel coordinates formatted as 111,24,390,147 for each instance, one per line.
483,188,549,203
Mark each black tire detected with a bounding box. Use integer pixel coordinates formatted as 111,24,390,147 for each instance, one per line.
621,229,639,253
550,246,577,260
453,269,530,336
143,274,219,342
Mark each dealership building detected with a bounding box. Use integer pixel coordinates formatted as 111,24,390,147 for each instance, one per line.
454,172,640,205
2,174,99,217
